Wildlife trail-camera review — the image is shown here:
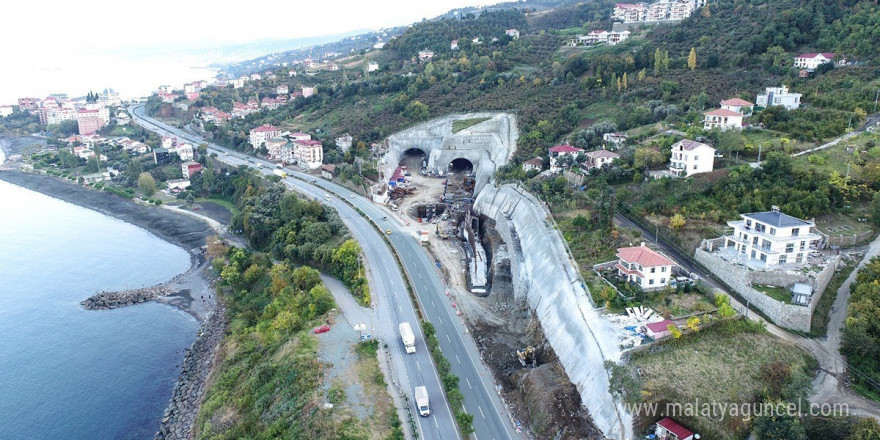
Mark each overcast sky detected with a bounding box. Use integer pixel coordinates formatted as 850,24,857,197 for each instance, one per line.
1,0,507,59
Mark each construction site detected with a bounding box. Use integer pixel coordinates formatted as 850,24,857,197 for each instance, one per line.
380,114,623,439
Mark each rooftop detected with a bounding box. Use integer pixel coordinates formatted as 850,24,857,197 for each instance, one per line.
657,417,694,439
672,139,713,151
741,210,812,228
646,320,676,333
721,98,755,106
705,108,744,117
797,52,835,59
616,245,675,267
549,144,584,154
586,149,620,158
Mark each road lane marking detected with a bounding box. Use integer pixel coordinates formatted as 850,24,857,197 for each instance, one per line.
446,334,451,343
416,361,421,371
466,378,472,389
456,355,461,364
438,317,443,325
434,417,440,428
478,405,485,419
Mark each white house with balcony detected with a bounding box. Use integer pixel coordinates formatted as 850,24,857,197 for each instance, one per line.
720,98,754,116
756,85,801,110
704,108,744,130
548,144,584,173
668,139,715,177
722,207,823,268
615,244,675,290
793,52,836,70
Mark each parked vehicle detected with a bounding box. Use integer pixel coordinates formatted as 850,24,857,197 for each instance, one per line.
273,169,287,178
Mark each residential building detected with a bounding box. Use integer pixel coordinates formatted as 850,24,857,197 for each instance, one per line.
167,179,191,191
373,42,386,49
98,88,121,107
613,0,704,23
289,132,312,142
548,144,584,173
756,85,802,110
161,136,175,149
703,108,744,130
153,148,170,164
40,106,76,125
291,139,324,169
261,97,283,110
367,61,379,72
0,105,13,117
522,157,543,172
302,86,317,98
265,138,287,161
158,92,178,103
335,134,353,152
655,417,695,440
321,164,337,179
450,40,459,50
76,109,108,135
569,30,630,47
723,207,823,268
170,143,194,161
181,161,202,178
668,139,715,177
584,149,621,170
615,244,675,290
249,124,281,149
720,98,754,116
418,49,435,61
157,85,173,94
232,100,260,118
608,30,631,45
613,3,647,22
249,73,262,81
276,84,289,95
603,132,628,145
793,52,835,70
505,29,520,39
232,77,248,89
18,97,39,112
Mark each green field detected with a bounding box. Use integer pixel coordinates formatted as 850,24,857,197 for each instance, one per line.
452,117,490,133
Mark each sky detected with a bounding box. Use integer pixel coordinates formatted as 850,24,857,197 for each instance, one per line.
0,0,509,102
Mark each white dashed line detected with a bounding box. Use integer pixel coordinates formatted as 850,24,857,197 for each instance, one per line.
478,405,486,419
446,334,451,342
466,378,472,389
456,355,461,364
416,361,421,371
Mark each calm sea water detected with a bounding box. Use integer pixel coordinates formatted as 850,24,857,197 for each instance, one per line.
0,180,198,439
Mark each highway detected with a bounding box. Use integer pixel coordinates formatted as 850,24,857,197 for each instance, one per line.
130,105,520,440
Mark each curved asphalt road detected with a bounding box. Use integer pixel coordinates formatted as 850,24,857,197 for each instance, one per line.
130,105,520,440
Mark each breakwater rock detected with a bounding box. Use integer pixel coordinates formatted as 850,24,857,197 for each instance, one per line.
155,300,227,440
81,285,175,310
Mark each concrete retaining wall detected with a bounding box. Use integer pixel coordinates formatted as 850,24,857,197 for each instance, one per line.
694,249,839,332
475,183,631,440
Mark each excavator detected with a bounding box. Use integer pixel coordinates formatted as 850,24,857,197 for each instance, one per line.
516,346,537,368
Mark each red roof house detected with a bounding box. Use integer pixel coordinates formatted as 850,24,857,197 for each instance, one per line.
645,320,677,339
615,244,675,290
655,417,695,440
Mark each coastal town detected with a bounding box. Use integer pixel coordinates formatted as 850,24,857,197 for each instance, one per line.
2,0,880,440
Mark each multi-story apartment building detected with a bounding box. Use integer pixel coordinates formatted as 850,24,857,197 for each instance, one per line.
668,139,715,177
249,124,281,149
756,85,802,110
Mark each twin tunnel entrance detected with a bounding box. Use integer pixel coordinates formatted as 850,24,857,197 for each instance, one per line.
399,147,474,174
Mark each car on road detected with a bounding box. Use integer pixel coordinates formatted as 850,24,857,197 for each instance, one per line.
386,229,392,235
349,194,355,198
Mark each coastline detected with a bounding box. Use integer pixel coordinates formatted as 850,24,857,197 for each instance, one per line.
0,168,228,440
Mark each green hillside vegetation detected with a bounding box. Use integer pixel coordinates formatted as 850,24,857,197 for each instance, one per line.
841,258,880,402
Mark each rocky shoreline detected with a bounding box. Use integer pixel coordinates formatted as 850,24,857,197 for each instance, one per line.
81,285,177,310
157,298,227,440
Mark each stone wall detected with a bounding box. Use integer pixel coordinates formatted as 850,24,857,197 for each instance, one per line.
475,183,631,440
694,249,838,332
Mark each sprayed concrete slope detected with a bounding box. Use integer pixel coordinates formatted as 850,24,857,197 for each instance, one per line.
474,183,632,440
383,112,516,193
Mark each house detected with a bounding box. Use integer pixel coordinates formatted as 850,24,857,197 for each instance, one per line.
321,164,337,179
302,86,317,98
584,149,621,170
335,134,353,152
261,97,283,110
615,243,675,290
153,148,170,164
548,144,584,173
756,85,801,110
367,61,379,72
17,97,39,111
603,132,628,145
232,77,247,89
645,320,677,339
249,73,262,81
799,69,812,78
249,124,281,149
389,166,407,187
161,136,176,149
668,139,715,177
450,40,459,50
720,98,754,116
373,42,386,49
613,3,647,22
703,108,744,130
505,29,520,39
170,143,194,161
276,84,289,95
289,132,312,141
722,206,823,268
608,30,630,45
655,417,695,440
418,49,435,61
265,138,288,161
793,52,835,70
181,161,202,178
522,157,543,172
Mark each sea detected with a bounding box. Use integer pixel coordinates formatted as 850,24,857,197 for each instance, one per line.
0,179,199,439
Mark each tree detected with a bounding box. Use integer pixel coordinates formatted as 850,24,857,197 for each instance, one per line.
668,324,682,339
138,172,157,196
654,48,663,76
686,316,700,332
753,404,807,440
848,418,880,440
622,72,628,90
403,100,430,120
688,47,697,70
637,68,646,82
670,213,687,230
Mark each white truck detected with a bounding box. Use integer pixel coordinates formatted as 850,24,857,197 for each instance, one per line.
414,386,430,417
399,322,416,354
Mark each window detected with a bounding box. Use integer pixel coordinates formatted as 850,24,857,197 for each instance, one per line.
800,241,806,250
786,243,794,253
779,255,787,264
769,227,776,235
797,253,803,262
694,156,699,161
662,267,667,272
660,278,666,284
792,228,799,236
746,220,752,228
651,267,656,273
693,164,698,169
761,239,771,250
649,279,654,285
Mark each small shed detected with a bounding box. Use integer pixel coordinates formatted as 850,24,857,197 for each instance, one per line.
645,320,677,339
655,417,695,440
321,164,337,180
791,283,813,305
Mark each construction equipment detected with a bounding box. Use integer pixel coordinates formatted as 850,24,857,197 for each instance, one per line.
516,346,537,368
